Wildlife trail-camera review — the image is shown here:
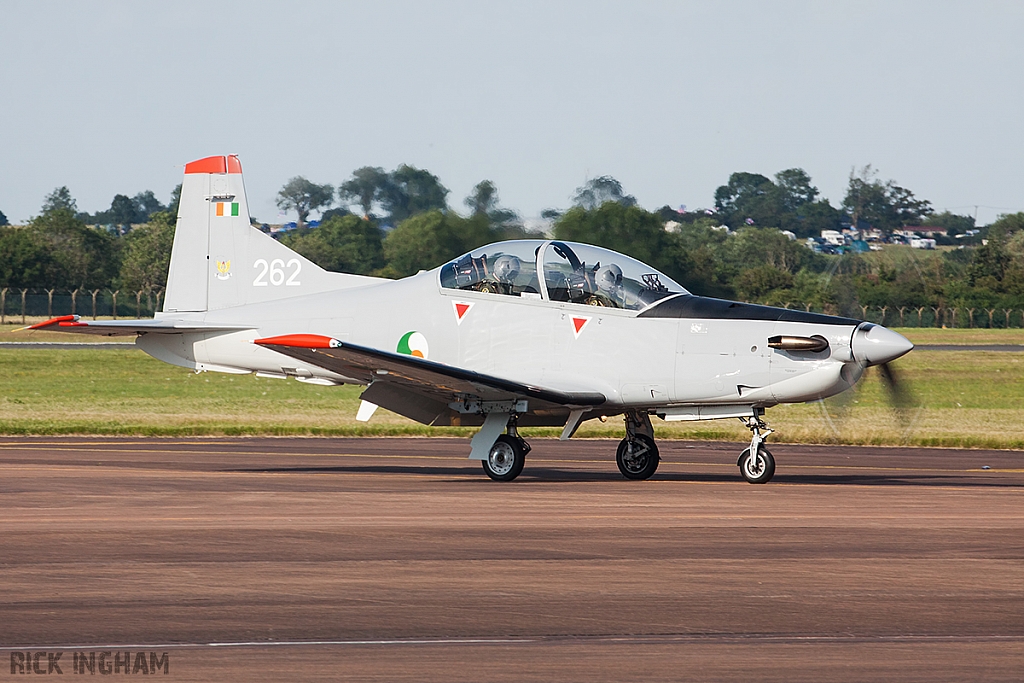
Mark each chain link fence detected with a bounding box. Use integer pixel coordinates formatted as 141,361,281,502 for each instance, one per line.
775,302,1024,328
0,288,164,324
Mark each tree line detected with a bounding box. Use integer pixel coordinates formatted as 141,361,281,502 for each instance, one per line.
2,164,1023,324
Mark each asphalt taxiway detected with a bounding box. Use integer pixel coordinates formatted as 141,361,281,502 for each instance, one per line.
1,437,1022,681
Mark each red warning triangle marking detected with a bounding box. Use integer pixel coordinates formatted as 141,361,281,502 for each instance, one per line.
453,301,473,325
571,316,590,338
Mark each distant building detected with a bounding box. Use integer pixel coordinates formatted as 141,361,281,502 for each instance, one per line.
821,229,845,246
909,237,936,249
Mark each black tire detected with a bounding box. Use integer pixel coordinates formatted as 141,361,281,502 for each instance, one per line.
616,434,660,480
482,434,526,482
739,446,775,484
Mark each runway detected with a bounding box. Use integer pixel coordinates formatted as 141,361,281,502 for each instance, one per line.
1,437,1022,681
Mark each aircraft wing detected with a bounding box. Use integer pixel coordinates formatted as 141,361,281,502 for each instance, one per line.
255,334,606,422
24,315,253,337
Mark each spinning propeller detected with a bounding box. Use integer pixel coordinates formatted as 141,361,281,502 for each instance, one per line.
821,357,918,439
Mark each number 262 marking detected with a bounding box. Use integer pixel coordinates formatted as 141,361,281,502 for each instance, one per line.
253,258,301,287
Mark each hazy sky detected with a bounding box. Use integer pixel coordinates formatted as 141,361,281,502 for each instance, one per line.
2,1,1022,226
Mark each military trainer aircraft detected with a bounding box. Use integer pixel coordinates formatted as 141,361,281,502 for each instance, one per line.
29,155,914,483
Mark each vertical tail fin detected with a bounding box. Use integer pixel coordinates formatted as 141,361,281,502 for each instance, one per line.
163,155,384,313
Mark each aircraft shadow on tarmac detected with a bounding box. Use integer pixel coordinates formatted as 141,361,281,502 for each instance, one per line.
222,464,1022,487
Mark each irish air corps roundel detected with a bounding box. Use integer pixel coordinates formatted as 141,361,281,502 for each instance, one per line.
397,331,429,359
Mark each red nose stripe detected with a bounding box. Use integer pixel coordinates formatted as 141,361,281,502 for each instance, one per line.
254,334,335,349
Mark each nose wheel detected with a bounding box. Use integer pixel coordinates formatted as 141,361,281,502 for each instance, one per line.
739,446,775,484
738,412,775,484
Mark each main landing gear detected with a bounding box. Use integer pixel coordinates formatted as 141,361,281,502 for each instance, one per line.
738,411,775,484
616,411,660,480
482,416,531,482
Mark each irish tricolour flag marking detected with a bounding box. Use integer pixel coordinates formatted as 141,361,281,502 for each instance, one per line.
215,202,239,217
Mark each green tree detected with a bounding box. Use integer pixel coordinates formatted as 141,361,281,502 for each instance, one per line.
987,212,1024,240
168,184,182,217
842,165,932,232
466,180,498,216
42,186,77,213
571,176,636,210
133,190,166,220
0,209,8,227
714,172,776,226
338,166,390,218
465,180,520,227
713,168,834,237
554,203,667,268
381,165,449,224
276,177,334,229
0,226,60,287
118,211,176,291
734,265,794,302
922,211,974,235
721,228,817,276
280,214,385,275
773,168,820,210
108,194,140,234
28,208,119,289
383,210,493,277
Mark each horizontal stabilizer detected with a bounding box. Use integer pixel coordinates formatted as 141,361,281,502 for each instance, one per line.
24,315,252,337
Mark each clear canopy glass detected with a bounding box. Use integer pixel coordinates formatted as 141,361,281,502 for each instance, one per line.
439,239,686,311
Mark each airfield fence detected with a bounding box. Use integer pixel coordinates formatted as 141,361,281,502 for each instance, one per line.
3,288,1024,329
0,288,163,323
774,302,1024,329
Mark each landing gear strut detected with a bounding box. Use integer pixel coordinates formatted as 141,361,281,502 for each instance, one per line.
616,411,660,480
482,416,531,482
738,410,775,484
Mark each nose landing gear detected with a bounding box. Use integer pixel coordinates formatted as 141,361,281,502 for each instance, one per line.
738,412,775,484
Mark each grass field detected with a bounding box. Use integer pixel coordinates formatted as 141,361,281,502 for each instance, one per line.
3,328,1024,448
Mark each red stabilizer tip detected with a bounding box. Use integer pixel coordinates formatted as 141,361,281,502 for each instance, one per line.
26,315,78,330
254,334,336,349
184,155,228,174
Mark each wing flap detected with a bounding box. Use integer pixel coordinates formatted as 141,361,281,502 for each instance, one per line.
254,334,606,410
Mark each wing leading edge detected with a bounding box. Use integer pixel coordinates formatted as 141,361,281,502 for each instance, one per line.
254,333,606,426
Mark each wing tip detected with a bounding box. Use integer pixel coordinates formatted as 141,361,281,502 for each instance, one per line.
24,315,80,331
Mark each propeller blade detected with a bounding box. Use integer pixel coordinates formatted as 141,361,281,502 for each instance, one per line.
877,361,917,430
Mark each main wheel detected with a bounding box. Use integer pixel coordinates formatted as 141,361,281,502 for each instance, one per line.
616,434,660,480
482,434,526,482
739,446,775,484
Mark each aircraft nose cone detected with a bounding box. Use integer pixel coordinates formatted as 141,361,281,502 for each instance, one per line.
851,324,914,366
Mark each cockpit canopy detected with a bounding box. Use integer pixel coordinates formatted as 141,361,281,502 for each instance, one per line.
439,240,687,311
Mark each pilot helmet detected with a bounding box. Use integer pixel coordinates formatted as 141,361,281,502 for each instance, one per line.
492,255,522,283
595,264,623,292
